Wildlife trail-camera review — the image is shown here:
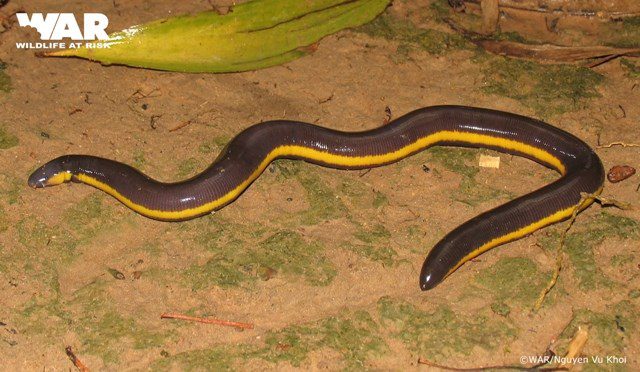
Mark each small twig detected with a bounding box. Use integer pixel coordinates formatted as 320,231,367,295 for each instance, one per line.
592,193,632,210
596,134,640,149
534,192,632,310
318,93,334,104
65,346,89,372
160,313,254,330
417,357,567,371
534,192,591,311
168,120,192,132
587,53,622,68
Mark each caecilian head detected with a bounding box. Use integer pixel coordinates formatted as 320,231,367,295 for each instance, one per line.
28,155,75,188
419,240,458,291
419,259,447,291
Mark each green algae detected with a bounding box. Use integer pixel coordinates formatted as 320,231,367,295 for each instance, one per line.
372,190,388,208
429,147,478,178
153,347,236,371
63,194,120,240
153,310,387,370
490,302,511,317
199,136,232,154
6,191,146,365
557,301,637,360
19,279,171,365
610,253,635,267
298,173,348,225
475,257,553,307
0,125,18,149
604,16,640,48
270,159,348,225
256,310,387,368
480,56,603,117
184,228,336,289
353,223,391,243
177,157,201,178
539,212,639,290
69,281,171,364
0,176,22,204
620,58,640,79
132,149,146,169
257,231,336,285
0,206,7,233
339,176,389,211
339,177,369,200
347,223,397,266
428,147,513,206
356,12,471,57
0,61,11,93
377,296,516,360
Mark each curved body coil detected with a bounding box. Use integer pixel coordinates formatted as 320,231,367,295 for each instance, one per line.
28,106,604,290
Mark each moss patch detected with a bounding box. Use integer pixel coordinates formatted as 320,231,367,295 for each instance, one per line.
378,297,516,361
177,157,201,178
540,212,639,290
153,310,387,370
0,176,23,204
255,310,387,367
0,125,19,149
428,147,512,206
356,13,471,57
184,226,336,289
480,56,603,117
63,194,121,240
0,61,11,93
621,58,640,79
0,205,8,233
132,149,146,169
69,281,171,364
198,135,231,154
272,160,347,226
347,223,397,266
475,257,552,307
153,347,236,371
556,301,637,361
7,191,137,365
604,16,640,48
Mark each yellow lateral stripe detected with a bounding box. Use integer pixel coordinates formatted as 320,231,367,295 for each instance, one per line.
278,130,566,174
443,188,602,278
74,130,564,220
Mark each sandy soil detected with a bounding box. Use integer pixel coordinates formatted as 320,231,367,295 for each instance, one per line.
0,0,639,370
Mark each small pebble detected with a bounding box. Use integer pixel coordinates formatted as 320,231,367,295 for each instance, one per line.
107,268,126,280
607,165,636,183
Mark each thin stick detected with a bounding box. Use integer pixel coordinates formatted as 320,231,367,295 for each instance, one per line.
168,120,192,132
533,192,632,310
65,346,90,372
160,313,254,330
596,141,640,149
